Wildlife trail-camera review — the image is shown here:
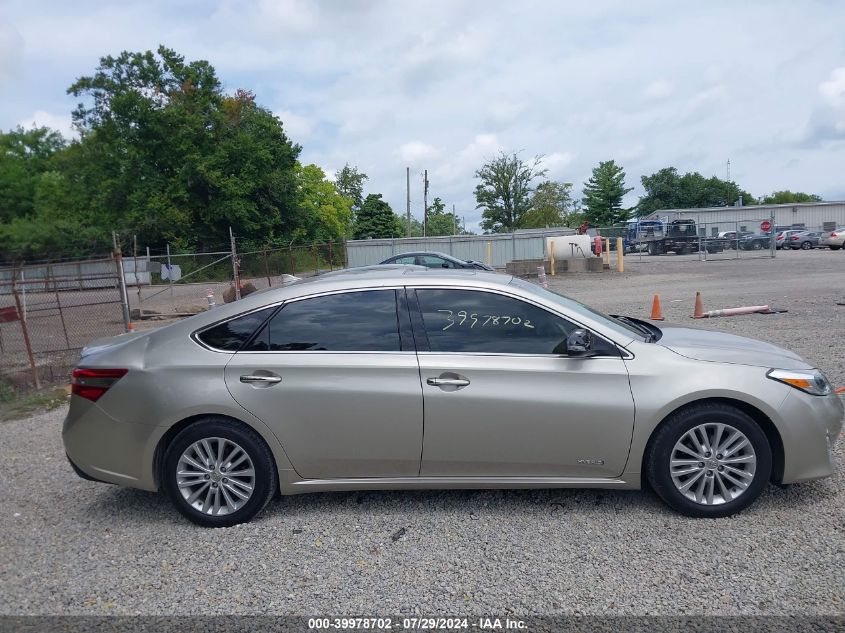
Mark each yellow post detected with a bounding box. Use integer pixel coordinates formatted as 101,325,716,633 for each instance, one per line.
604,238,610,266
485,241,492,266
549,240,555,276
616,237,624,272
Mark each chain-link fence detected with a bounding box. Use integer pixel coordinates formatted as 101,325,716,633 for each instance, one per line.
0,258,125,391
127,240,347,316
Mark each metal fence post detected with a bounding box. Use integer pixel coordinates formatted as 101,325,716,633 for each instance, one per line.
112,239,131,333
328,242,334,271
12,276,40,390
48,264,71,349
263,248,272,286
166,242,174,300
229,226,241,300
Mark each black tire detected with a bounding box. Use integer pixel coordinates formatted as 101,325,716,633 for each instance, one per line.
751,240,763,250
645,402,772,518
800,241,812,250
648,242,662,256
162,417,277,527
830,245,841,251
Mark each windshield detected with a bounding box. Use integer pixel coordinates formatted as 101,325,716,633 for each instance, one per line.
508,277,648,341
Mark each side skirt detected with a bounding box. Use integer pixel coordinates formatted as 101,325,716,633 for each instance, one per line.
282,475,640,495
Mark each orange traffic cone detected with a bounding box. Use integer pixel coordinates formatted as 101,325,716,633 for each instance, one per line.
692,291,705,319
650,294,664,320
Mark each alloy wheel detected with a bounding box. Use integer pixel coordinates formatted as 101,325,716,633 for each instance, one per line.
176,437,256,515
669,423,757,505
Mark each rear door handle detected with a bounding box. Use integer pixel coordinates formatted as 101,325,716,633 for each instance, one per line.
427,377,470,387
240,375,282,384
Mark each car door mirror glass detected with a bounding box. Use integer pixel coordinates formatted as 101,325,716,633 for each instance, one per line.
562,328,595,357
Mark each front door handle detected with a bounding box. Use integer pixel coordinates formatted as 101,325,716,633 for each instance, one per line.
427,377,470,387
240,375,282,384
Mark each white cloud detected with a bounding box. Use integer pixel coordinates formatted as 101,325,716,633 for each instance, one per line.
644,79,674,100
18,110,75,138
818,67,845,109
397,141,438,164
542,152,575,175
275,109,314,141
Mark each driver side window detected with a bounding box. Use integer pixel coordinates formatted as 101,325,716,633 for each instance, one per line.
419,255,453,269
415,289,580,354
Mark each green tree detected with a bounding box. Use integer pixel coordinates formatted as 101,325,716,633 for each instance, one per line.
425,197,463,235
66,46,301,249
760,190,822,204
334,163,368,212
520,181,575,228
637,167,755,216
293,163,352,242
353,193,403,239
475,152,547,233
581,160,633,226
0,126,67,223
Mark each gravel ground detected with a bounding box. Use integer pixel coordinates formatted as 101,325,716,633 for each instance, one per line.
1,249,843,616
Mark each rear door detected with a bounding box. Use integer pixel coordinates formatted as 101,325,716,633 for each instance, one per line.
410,287,635,478
224,288,423,479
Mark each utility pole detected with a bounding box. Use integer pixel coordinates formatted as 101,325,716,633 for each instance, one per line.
726,158,730,182
452,203,457,235
423,169,429,238
229,226,241,301
406,167,411,237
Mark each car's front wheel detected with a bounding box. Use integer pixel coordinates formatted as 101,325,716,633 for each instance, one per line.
162,418,277,527
645,403,771,517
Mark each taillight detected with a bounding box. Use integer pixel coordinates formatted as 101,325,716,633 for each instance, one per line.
71,368,128,402
791,236,799,240
831,232,839,238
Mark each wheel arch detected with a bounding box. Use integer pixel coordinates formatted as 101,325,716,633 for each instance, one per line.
642,396,785,484
152,413,286,491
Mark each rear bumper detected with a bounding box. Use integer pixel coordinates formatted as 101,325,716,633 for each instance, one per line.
62,397,165,491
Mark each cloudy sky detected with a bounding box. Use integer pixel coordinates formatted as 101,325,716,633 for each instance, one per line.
2,0,844,231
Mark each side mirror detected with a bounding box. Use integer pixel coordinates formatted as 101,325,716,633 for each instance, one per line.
563,328,596,357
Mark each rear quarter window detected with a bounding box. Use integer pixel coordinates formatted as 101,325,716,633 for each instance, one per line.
196,306,277,351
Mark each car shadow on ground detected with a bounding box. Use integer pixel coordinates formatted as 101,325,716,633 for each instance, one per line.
79,478,835,528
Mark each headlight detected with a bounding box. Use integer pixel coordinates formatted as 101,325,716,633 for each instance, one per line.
767,369,832,396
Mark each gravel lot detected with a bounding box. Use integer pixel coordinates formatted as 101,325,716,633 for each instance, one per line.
1,249,843,616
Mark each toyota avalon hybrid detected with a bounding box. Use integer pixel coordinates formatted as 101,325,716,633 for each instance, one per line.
63,266,843,526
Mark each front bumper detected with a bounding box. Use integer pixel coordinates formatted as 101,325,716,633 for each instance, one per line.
777,390,844,483
62,397,165,491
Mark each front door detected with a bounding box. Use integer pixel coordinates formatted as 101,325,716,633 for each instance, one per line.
224,289,423,479
411,288,635,478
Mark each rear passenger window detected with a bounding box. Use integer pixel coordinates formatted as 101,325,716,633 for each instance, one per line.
245,290,401,352
415,289,577,354
197,307,276,351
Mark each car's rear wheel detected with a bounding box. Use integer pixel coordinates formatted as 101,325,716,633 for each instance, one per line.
645,403,771,517
801,241,812,250
831,245,841,251
752,241,763,250
163,418,277,527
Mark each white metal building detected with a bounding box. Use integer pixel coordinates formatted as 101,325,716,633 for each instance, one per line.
643,201,845,235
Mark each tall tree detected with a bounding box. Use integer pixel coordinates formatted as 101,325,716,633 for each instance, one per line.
637,167,755,216
581,160,633,226
65,46,301,249
353,193,403,239
0,126,67,223
474,152,547,233
334,163,368,211
761,190,822,204
520,181,575,228
294,163,353,243
425,196,463,235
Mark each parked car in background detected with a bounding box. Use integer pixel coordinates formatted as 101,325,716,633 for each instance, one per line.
63,266,844,526
738,233,773,251
718,231,752,249
379,251,495,270
820,228,845,251
776,230,804,249
787,231,822,250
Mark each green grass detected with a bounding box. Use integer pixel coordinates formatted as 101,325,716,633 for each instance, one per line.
0,380,68,422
